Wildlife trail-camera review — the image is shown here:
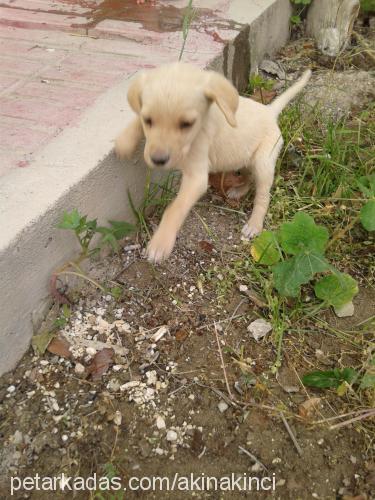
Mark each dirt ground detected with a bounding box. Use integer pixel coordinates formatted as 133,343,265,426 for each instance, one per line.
0,20,374,500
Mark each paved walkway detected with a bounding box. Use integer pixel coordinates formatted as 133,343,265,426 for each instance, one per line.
0,0,240,177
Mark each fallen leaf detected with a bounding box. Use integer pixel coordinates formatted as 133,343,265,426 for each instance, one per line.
198,240,214,253
298,397,322,419
208,171,246,195
251,89,277,104
175,330,189,342
87,348,114,380
47,335,72,359
32,330,56,355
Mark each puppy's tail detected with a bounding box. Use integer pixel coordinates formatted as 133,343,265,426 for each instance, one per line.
269,69,312,117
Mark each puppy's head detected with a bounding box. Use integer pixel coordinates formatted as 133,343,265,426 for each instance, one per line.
127,63,239,170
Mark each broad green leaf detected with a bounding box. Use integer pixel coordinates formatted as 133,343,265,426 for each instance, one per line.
357,174,375,198
250,231,280,265
57,209,82,230
290,15,301,24
302,368,358,389
360,200,375,231
273,251,329,297
108,220,135,240
32,330,55,355
314,272,358,308
278,212,329,255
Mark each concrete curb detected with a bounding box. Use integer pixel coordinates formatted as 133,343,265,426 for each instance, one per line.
0,0,291,374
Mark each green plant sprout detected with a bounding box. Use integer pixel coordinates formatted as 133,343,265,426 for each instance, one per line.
247,74,275,104
290,0,312,25
52,209,135,304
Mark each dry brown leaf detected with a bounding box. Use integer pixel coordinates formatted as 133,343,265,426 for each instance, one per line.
47,335,72,359
87,348,114,380
198,240,214,253
175,330,189,342
208,171,246,195
342,495,367,500
251,89,277,105
299,397,322,419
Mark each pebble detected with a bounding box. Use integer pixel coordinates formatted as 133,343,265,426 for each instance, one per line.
113,411,122,426
166,430,178,442
7,385,16,393
156,415,166,430
247,319,272,341
86,347,96,356
218,400,229,413
74,363,85,375
61,435,69,442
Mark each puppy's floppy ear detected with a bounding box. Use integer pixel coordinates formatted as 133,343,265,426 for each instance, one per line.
204,72,239,127
127,72,146,113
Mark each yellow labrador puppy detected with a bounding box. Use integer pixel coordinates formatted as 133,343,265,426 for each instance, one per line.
115,63,311,263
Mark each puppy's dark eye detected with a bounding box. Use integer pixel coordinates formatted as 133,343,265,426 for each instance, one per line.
179,120,195,130
144,117,153,127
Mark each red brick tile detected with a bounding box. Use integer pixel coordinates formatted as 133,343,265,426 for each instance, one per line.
1,0,91,16
0,120,54,151
0,56,45,76
16,81,100,107
0,96,82,127
0,73,18,91
0,6,88,33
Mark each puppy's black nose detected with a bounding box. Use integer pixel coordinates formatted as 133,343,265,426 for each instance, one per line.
151,152,169,166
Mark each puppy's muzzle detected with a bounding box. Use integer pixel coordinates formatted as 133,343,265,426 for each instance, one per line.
151,151,170,167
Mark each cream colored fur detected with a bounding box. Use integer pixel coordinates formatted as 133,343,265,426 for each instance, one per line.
115,63,311,263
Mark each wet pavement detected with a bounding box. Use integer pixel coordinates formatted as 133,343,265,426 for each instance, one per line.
0,0,242,176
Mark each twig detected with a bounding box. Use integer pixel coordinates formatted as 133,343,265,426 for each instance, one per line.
213,323,234,400
280,412,303,457
238,446,269,472
241,288,267,308
197,313,247,331
223,300,246,335
313,408,372,425
329,409,375,430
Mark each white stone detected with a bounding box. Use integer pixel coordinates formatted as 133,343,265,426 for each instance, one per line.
74,363,85,374
166,430,178,442
7,385,16,393
113,411,122,426
156,415,166,430
247,318,272,340
218,400,229,413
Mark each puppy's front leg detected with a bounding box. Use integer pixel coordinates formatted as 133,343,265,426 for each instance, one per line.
147,170,208,263
115,116,144,159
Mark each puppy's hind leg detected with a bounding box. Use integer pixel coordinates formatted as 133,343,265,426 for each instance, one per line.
115,116,143,159
242,135,283,239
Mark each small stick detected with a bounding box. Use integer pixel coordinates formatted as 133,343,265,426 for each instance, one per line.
238,446,269,472
313,408,371,425
329,409,375,430
213,323,234,400
280,412,303,456
197,313,247,331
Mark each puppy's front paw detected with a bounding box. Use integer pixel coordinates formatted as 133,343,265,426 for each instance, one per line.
241,220,263,240
146,230,176,263
115,135,135,160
